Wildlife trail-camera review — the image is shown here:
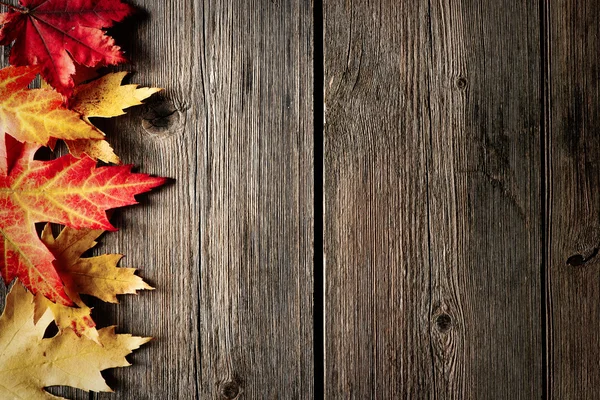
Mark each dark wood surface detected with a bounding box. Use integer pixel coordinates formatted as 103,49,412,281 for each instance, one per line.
2,0,600,398
0,0,315,398
323,1,435,397
427,0,542,397
324,0,542,397
547,1,600,398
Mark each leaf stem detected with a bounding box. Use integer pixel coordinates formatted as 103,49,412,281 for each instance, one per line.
0,1,23,12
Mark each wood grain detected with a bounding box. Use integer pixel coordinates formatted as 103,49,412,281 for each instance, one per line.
95,0,314,398
427,1,542,397
0,0,313,398
323,0,542,397
2,0,600,397
547,1,600,397
323,1,434,396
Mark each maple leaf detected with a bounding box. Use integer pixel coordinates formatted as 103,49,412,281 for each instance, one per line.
34,225,152,343
0,284,150,399
0,142,165,305
67,71,161,163
73,71,162,118
0,66,103,173
0,0,134,95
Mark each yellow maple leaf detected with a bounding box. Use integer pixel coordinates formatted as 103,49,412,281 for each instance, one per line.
72,71,162,118
66,72,162,163
0,284,150,399
34,225,153,344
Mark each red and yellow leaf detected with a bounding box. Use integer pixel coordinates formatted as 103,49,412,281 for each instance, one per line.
0,132,23,176
0,143,165,305
0,66,103,173
0,0,134,95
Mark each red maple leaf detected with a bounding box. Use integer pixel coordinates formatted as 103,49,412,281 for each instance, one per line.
0,141,165,305
0,0,133,95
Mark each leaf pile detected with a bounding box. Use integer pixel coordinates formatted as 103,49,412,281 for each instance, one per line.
0,0,165,398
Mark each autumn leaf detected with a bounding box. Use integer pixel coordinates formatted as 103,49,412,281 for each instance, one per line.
34,225,152,343
67,72,161,163
73,72,162,118
0,66,102,173
0,142,165,305
0,284,150,399
0,132,22,176
65,139,121,164
0,0,134,95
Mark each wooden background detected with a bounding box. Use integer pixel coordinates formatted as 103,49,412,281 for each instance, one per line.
2,0,600,398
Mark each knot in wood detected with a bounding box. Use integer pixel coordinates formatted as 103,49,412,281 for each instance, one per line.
435,313,453,332
141,99,185,137
219,380,240,399
567,227,600,267
567,247,599,267
455,76,468,90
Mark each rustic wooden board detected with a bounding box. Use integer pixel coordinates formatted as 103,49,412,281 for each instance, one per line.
94,0,314,398
323,1,434,396
323,0,542,397
0,0,313,398
426,1,543,397
547,1,600,397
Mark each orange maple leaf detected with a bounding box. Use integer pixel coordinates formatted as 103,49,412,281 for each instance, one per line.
0,142,165,305
68,71,162,164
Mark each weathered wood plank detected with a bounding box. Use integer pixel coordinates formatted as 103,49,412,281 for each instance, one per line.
427,1,543,397
193,1,315,397
323,1,434,396
547,1,600,397
0,0,312,398
90,2,202,398
324,0,542,397
94,0,314,398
